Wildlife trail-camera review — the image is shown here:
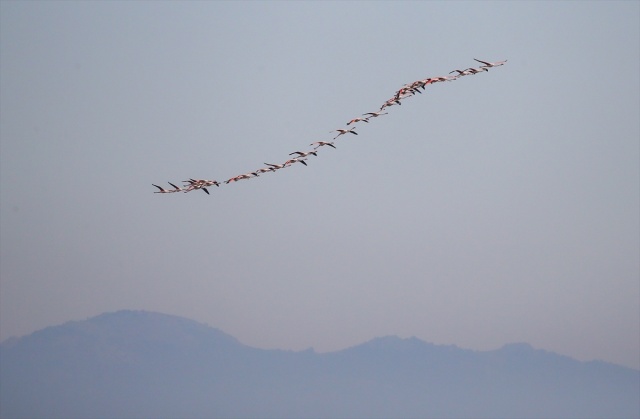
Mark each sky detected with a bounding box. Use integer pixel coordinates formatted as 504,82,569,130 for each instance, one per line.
1,1,638,370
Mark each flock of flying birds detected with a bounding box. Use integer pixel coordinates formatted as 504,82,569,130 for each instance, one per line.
152,58,507,195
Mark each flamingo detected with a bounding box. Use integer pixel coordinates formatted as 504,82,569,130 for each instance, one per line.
289,150,318,157
473,58,507,68
347,117,369,125
168,182,181,191
416,77,442,88
429,76,456,83
256,167,277,174
152,184,177,194
186,181,210,194
363,111,388,118
284,157,308,167
331,127,358,139
380,97,402,110
264,162,288,170
202,180,221,187
183,178,205,186
185,179,219,187
225,174,252,184
464,67,489,74
394,85,421,98
449,69,474,77
394,86,409,97
310,141,336,149
182,179,214,194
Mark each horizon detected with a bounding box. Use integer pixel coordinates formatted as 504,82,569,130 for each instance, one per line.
2,309,638,371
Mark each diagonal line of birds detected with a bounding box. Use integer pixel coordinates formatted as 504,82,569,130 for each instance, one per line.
152,58,507,195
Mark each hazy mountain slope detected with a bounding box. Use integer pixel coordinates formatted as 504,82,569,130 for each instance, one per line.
1,310,638,418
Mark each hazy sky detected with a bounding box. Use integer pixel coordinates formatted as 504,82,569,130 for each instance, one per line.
1,1,638,369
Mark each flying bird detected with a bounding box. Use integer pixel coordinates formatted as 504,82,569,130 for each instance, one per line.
310,141,336,149
289,150,318,157
347,117,369,125
380,98,402,110
363,111,388,118
331,127,358,139
264,162,288,170
200,180,220,188
429,76,457,83
473,58,507,68
182,178,215,194
449,69,474,76
464,67,489,74
152,184,176,194
284,157,308,167
225,174,253,184
256,167,277,174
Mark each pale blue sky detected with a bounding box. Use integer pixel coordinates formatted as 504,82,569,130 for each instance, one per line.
1,1,638,369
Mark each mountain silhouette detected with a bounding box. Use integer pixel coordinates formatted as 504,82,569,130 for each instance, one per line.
1,310,638,418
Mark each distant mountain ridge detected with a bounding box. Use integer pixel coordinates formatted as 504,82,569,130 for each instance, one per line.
1,310,638,418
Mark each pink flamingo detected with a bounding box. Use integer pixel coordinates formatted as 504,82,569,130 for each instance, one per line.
310,141,336,149
473,58,507,68
331,127,358,139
